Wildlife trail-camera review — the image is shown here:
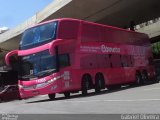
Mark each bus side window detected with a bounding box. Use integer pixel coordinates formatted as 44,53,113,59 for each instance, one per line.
97,54,110,68
114,54,121,67
130,55,133,67
58,21,79,39
110,54,121,68
109,54,112,68
121,55,129,67
59,54,70,68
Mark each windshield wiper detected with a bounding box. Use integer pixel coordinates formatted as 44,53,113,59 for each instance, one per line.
36,69,56,77
22,74,37,79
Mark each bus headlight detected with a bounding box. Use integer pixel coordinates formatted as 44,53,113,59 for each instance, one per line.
46,78,55,84
18,84,23,89
36,82,47,88
20,85,36,90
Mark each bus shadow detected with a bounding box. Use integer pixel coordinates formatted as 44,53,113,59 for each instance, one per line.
26,81,159,104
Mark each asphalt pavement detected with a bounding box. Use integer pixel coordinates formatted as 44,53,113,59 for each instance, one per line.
0,82,160,114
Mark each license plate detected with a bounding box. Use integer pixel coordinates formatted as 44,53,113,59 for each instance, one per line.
32,91,39,95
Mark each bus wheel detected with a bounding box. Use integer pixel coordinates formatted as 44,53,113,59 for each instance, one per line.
95,73,105,93
136,73,143,85
48,93,56,100
107,85,121,90
142,70,149,82
152,76,159,83
81,75,91,96
64,92,70,98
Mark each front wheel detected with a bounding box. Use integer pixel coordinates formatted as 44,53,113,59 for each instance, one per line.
48,93,56,100
64,92,70,98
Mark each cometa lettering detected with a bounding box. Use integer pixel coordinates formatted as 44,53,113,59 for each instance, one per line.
101,45,120,53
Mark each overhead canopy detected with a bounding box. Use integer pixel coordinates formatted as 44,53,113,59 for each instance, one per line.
0,0,160,51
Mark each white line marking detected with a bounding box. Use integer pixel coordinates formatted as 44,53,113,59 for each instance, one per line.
144,87,160,91
63,98,160,103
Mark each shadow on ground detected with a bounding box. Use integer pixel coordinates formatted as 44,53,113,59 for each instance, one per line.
26,81,159,104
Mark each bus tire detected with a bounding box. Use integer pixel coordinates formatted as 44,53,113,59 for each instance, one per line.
142,70,149,82
64,92,70,98
81,75,92,96
152,76,159,83
48,93,56,100
136,73,143,85
107,85,121,90
95,73,105,93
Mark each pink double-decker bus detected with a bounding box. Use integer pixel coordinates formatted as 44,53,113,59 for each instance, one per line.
5,18,156,99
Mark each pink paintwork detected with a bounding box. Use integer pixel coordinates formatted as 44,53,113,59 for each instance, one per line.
5,50,18,65
5,18,155,99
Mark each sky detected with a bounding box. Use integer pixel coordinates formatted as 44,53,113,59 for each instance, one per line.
0,0,53,29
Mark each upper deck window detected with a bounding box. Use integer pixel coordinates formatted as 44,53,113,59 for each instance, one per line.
57,20,79,39
20,21,58,50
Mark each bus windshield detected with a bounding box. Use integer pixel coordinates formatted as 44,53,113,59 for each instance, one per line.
19,50,56,80
20,21,58,50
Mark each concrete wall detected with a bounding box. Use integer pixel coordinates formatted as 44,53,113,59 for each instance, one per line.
137,20,160,39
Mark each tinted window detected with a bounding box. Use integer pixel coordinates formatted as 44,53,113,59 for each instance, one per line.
59,54,70,68
58,20,79,39
110,54,121,68
20,21,58,50
120,55,133,67
81,23,100,42
19,50,57,80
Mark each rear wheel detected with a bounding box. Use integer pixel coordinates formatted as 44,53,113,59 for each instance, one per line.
152,76,159,83
107,85,121,90
142,70,149,82
64,92,70,98
48,93,56,100
136,73,143,85
95,73,105,93
81,75,92,96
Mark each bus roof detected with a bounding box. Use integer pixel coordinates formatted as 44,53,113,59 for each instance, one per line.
26,18,147,37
